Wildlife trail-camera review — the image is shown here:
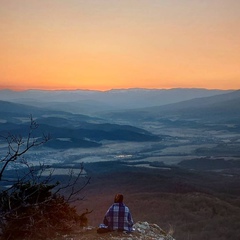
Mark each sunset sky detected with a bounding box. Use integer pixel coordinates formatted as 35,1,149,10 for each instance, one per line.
1,0,240,91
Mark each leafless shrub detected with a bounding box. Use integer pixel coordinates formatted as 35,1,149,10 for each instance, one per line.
0,116,91,240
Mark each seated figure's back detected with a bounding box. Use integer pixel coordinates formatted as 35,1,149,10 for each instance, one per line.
103,194,134,232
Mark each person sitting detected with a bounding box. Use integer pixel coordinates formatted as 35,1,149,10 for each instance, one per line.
99,193,134,233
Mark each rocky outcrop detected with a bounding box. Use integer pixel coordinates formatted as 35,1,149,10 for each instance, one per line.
132,221,175,240
58,221,175,240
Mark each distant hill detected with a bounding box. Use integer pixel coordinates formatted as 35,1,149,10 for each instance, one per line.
0,100,45,116
0,88,232,114
0,100,160,148
100,90,240,124
0,100,102,121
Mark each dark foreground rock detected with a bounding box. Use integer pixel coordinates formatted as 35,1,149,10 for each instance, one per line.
55,221,175,240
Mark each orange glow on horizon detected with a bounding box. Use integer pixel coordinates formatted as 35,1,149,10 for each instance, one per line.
1,1,240,91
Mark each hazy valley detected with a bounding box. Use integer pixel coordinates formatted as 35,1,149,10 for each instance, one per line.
0,88,240,240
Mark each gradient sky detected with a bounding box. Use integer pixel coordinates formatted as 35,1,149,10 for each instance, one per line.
1,0,240,91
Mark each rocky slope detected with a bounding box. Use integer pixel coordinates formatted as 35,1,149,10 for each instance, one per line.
55,222,175,240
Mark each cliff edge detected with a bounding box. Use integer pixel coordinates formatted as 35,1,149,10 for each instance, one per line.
56,221,175,240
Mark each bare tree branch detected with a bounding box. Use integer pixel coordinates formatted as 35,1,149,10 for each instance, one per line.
0,116,92,239
0,116,50,181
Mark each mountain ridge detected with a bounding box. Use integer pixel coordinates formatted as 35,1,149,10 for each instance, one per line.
0,88,233,114
99,90,240,123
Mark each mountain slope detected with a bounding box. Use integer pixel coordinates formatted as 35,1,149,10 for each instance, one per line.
100,90,240,124
0,101,160,148
0,88,232,114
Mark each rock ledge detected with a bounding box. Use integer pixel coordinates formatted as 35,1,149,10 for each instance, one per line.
58,221,175,240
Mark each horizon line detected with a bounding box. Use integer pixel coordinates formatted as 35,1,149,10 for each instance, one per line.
0,87,238,92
